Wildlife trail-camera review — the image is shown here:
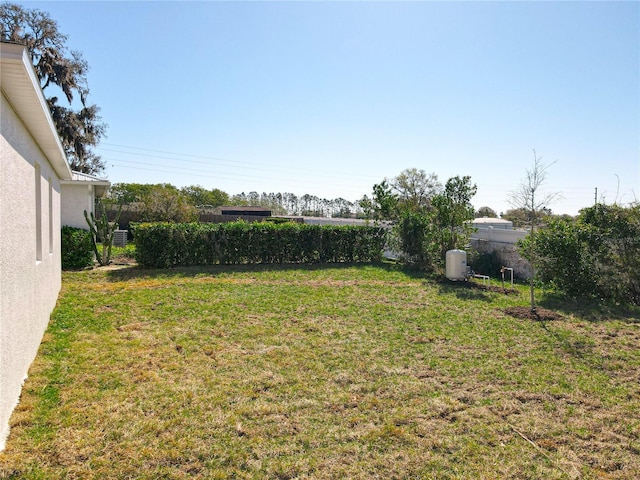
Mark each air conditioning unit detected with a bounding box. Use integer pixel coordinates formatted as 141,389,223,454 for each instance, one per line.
113,230,127,247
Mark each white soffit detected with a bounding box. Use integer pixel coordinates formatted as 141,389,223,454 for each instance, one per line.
61,171,111,198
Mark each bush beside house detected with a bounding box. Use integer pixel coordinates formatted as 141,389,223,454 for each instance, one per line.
61,226,93,269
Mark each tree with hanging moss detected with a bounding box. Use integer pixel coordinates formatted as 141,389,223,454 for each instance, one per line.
1,2,106,175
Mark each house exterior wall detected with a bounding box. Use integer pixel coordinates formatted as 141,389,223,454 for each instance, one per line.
0,92,63,450
61,182,94,229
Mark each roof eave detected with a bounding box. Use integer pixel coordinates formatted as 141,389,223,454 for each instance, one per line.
0,42,73,180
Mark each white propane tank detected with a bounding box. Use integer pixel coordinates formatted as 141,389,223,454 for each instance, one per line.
446,249,468,281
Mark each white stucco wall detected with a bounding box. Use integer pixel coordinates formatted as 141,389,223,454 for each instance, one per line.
470,226,527,244
61,182,94,229
0,92,63,450
471,217,514,230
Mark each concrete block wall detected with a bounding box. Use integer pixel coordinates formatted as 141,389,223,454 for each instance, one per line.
470,238,531,280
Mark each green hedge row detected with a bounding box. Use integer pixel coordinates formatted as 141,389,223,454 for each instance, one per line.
61,226,93,269
133,222,386,268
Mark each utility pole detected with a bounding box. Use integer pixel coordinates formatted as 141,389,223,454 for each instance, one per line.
594,187,598,205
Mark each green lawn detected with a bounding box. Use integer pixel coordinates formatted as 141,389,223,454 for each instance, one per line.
1,263,639,479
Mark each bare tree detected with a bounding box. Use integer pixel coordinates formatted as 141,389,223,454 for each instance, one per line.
508,150,561,312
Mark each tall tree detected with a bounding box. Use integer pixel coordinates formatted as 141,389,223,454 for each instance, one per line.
363,171,477,272
390,168,441,212
359,180,399,221
475,206,498,218
431,175,478,258
1,2,106,175
108,183,158,204
180,185,229,207
508,150,561,312
139,185,197,223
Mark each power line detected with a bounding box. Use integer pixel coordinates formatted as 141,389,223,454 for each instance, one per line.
99,142,383,181
100,148,269,171
104,158,267,180
101,143,255,164
106,163,373,198
104,155,380,185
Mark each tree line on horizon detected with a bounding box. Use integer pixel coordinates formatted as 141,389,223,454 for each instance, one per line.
104,177,568,225
104,182,368,220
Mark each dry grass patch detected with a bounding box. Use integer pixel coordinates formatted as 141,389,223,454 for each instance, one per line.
1,264,639,479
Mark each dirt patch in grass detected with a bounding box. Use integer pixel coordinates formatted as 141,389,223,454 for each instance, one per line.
107,257,137,267
503,306,564,321
471,283,519,295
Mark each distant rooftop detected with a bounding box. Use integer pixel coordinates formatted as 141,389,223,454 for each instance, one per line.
215,206,272,217
472,217,512,224
70,171,109,183
62,171,110,197
470,217,513,230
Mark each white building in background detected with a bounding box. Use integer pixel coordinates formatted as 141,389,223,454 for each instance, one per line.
471,217,514,230
0,41,73,450
61,171,110,230
469,217,527,244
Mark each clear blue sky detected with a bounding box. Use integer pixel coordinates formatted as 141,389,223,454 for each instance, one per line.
26,0,640,215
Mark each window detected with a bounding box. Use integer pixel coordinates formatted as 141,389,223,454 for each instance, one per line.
48,178,53,254
35,163,42,261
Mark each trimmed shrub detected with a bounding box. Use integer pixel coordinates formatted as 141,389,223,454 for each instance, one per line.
61,226,93,269
524,203,640,305
132,221,387,269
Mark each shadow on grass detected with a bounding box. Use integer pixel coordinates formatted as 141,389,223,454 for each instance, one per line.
546,325,598,360
538,293,639,324
434,279,495,303
104,260,430,282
